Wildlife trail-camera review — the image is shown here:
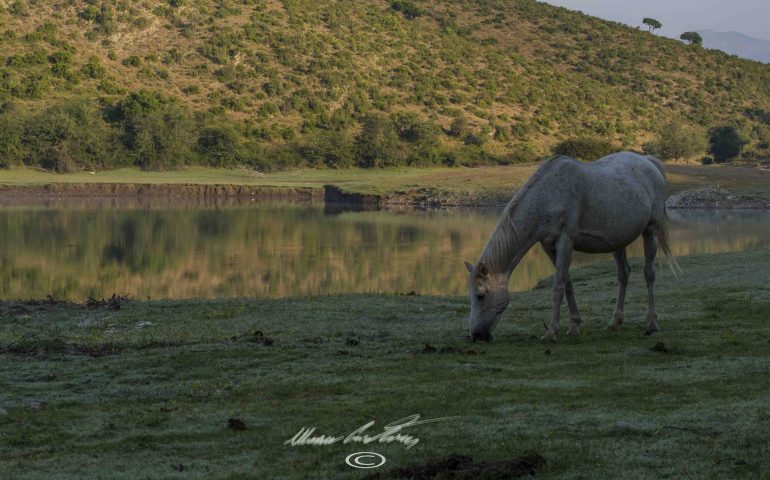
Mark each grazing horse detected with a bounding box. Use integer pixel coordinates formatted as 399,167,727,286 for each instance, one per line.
464,151,675,342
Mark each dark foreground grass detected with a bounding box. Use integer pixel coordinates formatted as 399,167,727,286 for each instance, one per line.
0,251,769,479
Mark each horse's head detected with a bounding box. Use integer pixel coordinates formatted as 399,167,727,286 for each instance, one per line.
465,261,510,342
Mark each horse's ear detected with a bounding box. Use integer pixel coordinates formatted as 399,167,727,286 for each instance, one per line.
464,261,474,273
478,262,489,278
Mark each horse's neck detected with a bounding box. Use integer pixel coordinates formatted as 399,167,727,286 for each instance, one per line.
479,197,539,277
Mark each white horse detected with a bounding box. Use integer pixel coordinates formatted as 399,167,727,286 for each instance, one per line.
464,151,675,342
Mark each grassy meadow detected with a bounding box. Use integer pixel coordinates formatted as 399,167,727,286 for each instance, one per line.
1,250,768,479
1,162,768,203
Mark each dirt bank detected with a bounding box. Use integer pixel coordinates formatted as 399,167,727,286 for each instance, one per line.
323,185,507,207
0,183,322,200
2,181,769,209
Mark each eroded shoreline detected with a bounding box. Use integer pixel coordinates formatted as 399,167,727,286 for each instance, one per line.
1,182,768,209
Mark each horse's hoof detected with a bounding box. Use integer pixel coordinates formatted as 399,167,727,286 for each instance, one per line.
644,325,661,336
567,325,581,336
541,332,558,343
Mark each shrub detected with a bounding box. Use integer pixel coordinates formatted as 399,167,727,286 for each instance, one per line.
708,126,744,163
81,56,105,79
391,1,424,19
644,120,707,161
111,91,196,170
22,99,116,172
0,103,24,168
295,131,355,168
448,115,469,138
122,56,141,67
196,126,241,167
552,137,617,161
355,113,404,168
391,112,439,147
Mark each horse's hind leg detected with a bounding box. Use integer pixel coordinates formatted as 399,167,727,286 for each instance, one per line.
542,244,581,336
607,248,630,331
643,228,661,335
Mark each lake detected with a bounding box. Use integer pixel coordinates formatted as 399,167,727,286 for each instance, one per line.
0,198,768,300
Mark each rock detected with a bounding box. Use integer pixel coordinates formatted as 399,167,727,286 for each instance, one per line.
666,187,770,209
422,343,437,354
228,418,246,431
26,400,45,412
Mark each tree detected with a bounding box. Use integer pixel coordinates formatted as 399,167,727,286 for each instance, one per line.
355,113,403,168
708,126,744,163
112,91,196,170
642,18,662,33
197,126,240,168
644,120,707,161
23,99,115,172
680,32,703,46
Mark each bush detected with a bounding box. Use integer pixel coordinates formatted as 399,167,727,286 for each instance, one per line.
196,126,240,167
122,56,141,67
390,1,424,19
448,115,469,138
81,56,105,79
111,91,196,170
644,120,707,161
294,131,355,168
552,137,617,161
22,99,115,172
0,103,24,168
391,112,439,147
355,113,404,168
708,126,744,163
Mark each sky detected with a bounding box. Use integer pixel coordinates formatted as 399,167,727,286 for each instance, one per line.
540,0,770,41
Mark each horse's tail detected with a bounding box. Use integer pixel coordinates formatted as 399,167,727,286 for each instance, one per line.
655,210,681,275
645,155,682,275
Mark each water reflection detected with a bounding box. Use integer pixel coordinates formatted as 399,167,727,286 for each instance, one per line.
0,200,767,300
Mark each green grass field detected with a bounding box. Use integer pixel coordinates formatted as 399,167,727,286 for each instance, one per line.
1,163,768,203
1,250,768,479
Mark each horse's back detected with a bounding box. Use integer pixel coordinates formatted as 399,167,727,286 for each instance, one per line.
589,151,665,188
569,152,666,252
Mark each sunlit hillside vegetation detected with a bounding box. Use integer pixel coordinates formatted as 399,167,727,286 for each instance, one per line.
1,0,769,171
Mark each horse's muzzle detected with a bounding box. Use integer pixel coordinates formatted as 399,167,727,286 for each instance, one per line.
471,330,493,342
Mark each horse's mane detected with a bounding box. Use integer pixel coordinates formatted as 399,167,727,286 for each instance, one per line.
480,156,570,271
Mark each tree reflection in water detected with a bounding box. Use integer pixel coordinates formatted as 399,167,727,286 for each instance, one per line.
0,200,767,300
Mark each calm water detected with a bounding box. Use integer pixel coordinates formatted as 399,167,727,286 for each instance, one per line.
0,199,768,300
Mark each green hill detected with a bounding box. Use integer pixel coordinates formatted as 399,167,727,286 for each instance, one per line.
1,0,769,171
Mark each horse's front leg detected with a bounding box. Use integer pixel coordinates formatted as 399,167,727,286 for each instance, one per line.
542,234,573,343
542,244,581,336
607,248,630,331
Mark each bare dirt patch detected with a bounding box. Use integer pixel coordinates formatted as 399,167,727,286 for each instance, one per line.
364,453,545,479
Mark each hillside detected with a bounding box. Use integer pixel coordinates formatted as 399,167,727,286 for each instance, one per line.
0,0,769,171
